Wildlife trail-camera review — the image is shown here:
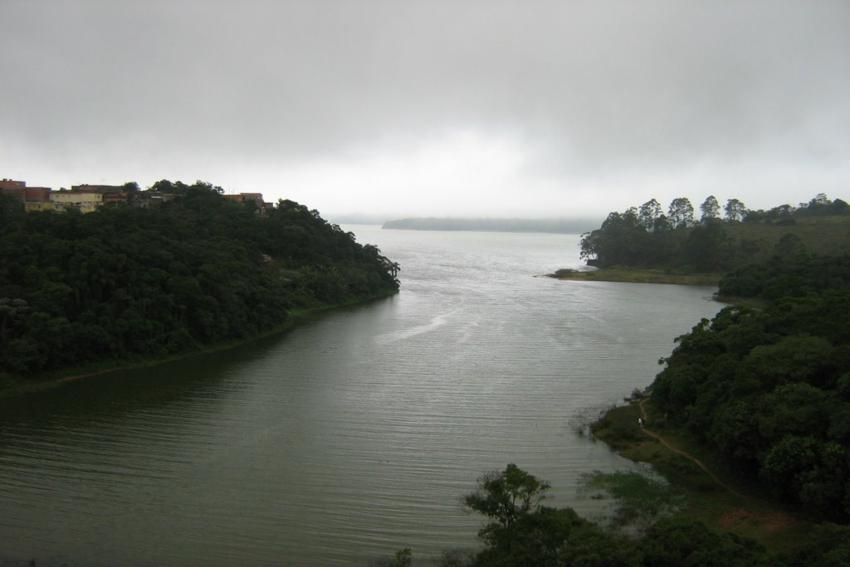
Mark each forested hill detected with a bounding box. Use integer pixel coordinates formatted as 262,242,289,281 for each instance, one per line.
580,194,850,272
651,255,850,521
0,182,399,379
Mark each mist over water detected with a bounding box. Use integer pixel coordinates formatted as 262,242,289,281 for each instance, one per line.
0,227,721,566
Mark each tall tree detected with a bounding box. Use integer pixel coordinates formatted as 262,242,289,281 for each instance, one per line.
700,195,720,222
668,197,694,228
638,199,663,230
724,198,747,222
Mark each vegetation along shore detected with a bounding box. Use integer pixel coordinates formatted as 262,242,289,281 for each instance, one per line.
0,180,400,397
578,252,850,563
546,267,722,286
373,197,850,566
550,193,850,285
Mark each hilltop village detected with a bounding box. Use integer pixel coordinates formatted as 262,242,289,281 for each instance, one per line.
0,178,401,382
0,178,274,214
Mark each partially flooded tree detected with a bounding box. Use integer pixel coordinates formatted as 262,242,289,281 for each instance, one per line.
465,463,550,532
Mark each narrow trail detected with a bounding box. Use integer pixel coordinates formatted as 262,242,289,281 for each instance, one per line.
638,400,743,499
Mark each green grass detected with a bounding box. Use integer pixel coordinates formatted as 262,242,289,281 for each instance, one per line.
724,214,850,258
548,268,721,286
591,402,817,553
582,470,685,532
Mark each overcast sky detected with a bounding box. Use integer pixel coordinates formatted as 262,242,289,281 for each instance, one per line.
1,1,848,220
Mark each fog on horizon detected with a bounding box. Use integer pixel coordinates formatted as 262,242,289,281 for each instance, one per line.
1,1,849,219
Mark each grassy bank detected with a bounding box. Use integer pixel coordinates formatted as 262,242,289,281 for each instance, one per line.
591,400,815,553
0,291,396,400
547,267,721,286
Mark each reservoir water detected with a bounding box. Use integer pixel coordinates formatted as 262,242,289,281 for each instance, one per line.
0,226,721,566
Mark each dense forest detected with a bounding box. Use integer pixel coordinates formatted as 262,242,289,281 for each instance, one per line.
650,255,850,521
580,194,850,271
380,464,850,567
0,181,399,380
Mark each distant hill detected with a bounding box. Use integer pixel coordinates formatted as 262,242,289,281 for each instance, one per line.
382,217,600,234
328,213,391,225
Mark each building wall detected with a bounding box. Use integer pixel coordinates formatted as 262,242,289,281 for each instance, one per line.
24,202,56,212
0,179,26,190
1,184,53,209
50,191,103,213
0,187,26,202
24,187,51,202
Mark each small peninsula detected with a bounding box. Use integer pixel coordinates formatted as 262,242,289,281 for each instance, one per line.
546,268,722,286
0,180,400,394
551,194,850,285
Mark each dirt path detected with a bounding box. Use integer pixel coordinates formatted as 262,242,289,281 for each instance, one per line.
638,400,743,498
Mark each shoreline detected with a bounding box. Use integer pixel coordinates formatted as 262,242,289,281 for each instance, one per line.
0,291,396,400
591,399,812,552
546,267,721,286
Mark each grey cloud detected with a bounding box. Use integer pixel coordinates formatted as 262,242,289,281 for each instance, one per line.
1,0,848,214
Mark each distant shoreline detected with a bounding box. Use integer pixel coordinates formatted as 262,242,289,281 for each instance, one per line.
382,217,599,234
545,267,721,286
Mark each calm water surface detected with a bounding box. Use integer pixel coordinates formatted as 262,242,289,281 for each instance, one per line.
0,227,720,566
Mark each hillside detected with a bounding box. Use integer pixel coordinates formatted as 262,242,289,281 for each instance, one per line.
651,255,850,521
0,182,399,382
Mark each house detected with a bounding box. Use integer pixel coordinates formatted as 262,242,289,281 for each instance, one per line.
50,189,103,213
0,178,26,190
22,187,53,211
131,190,179,208
71,184,129,205
0,179,54,211
224,192,265,206
224,192,271,215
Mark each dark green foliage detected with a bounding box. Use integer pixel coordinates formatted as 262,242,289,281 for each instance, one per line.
638,519,769,567
784,523,850,567
375,548,412,567
0,183,398,377
465,463,551,541
462,465,780,567
719,254,850,301
652,257,850,521
465,466,635,567
580,194,849,271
